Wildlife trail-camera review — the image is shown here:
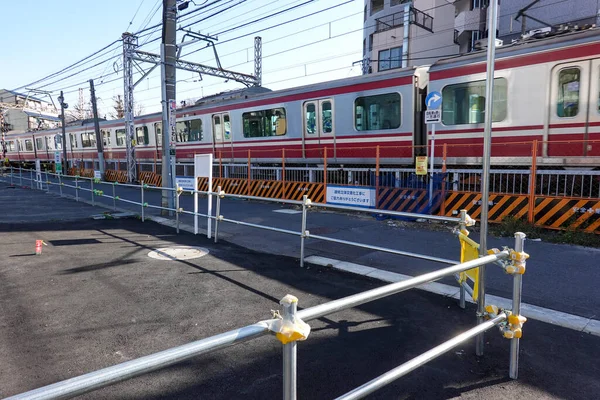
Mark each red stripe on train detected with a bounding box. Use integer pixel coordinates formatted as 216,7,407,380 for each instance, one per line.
430,42,600,80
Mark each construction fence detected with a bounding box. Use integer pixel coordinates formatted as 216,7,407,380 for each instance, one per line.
77,139,599,233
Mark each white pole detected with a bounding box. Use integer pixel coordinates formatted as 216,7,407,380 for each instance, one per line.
194,183,198,235
207,159,213,239
428,124,435,207
477,0,499,357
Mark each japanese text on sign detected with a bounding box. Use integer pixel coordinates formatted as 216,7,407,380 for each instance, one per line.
416,156,427,175
326,185,376,208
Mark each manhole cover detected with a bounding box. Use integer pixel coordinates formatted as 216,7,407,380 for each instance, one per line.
148,246,209,261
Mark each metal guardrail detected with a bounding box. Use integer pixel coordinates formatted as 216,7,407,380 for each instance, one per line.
1,167,528,399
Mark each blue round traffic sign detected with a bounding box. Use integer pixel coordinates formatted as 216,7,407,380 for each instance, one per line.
426,91,442,110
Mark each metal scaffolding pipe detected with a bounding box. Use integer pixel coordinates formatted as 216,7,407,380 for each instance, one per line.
6,323,272,400
297,251,508,322
335,313,507,400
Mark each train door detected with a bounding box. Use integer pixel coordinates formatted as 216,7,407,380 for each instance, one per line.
212,113,232,158
587,58,600,157
548,60,591,158
302,98,335,157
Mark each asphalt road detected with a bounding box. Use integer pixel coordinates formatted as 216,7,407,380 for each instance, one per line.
0,198,599,399
7,173,600,320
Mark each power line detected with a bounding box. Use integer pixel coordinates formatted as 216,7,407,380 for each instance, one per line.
12,39,122,92
214,0,316,36
125,0,148,31
180,0,354,58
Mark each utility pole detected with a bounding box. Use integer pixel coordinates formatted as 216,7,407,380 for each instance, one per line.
122,33,137,183
161,0,177,213
89,79,104,178
58,91,68,174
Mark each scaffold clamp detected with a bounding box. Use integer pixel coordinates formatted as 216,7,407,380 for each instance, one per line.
506,249,529,275
268,294,311,344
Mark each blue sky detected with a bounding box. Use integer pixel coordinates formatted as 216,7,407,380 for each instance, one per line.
1,0,364,117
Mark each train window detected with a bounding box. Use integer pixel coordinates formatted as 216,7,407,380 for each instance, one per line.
305,103,316,135
213,114,230,141
36,137,45,151
175,118,203,142
154,122,163,146
25,139,34,151
354,93,401,131
223,114,231,140
46,136,55,150
116,129,126,147
242,108,286,138
7,141,15,152
101,129,111,146
136,126,150,145
69,133,77,149
557,68,580,118
213,115,222,141
441,78,507,125
322,102,333,133
81,132,96,148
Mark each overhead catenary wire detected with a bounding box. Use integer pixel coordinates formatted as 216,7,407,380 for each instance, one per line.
180,0,354,58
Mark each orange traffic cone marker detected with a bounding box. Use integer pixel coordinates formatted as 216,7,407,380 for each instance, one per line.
35,240,47,255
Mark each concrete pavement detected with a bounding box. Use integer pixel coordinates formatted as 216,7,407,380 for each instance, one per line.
9,173,599,321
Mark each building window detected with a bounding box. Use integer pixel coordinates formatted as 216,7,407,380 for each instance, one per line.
378,47,402,71
36,137,45,151
175,118,203,142
441,78,508,125
25,139,34,151
136,126,150,145
468,30,483,52
390,0,404,6
101,129,111,146
243,108,286,138
471,0,484,10
355,93,401,131
116,129,126,147
370,0,384,15
364,5,367,21
557,68,580,118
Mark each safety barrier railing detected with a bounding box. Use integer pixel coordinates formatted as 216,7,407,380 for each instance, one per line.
5,232,527,400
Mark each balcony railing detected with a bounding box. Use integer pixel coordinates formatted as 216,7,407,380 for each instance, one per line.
375,7,434,34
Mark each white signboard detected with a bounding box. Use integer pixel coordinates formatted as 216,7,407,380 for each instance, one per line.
425,109,441,124
175,176,196,191
94,170,102,180
194,154,213,238
326,185,376,208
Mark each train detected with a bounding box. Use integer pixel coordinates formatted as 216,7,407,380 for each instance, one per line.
4,27,600,169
